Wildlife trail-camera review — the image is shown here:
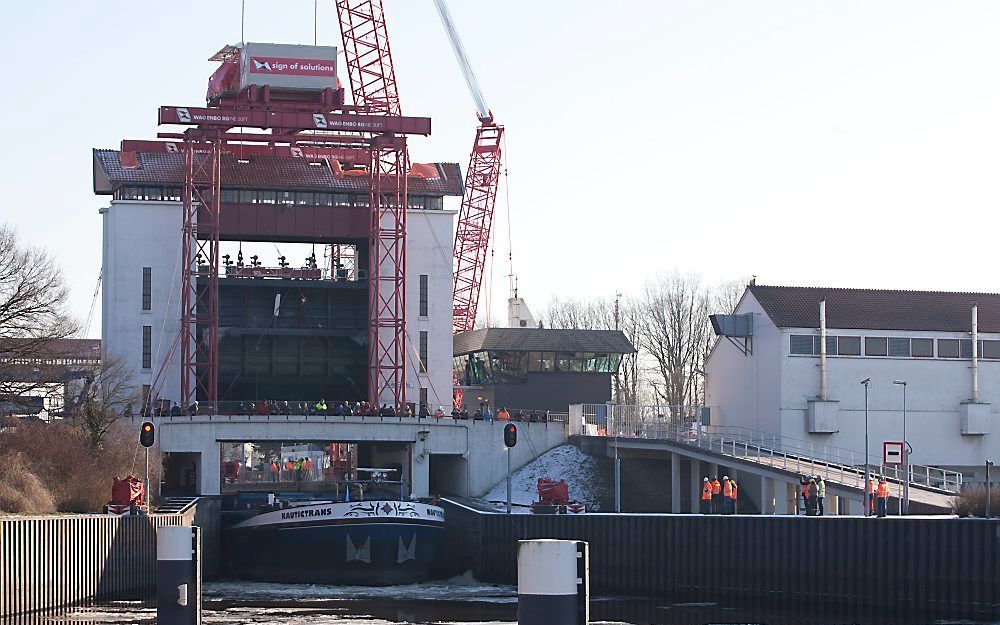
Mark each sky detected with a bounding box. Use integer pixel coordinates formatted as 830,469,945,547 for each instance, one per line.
2,1,1000,338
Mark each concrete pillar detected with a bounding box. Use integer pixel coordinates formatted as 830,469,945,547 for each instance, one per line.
689,459,701,513
828,494,839,516
846,496,865,516
778,482,796,515
410,447,430,498
671,453,681,513
198,442,221,496
760,477,773,515
709,462,719,481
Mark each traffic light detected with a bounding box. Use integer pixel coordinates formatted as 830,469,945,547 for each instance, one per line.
503,423,517,448
139,422,155,448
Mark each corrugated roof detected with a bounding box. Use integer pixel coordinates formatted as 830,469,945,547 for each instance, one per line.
92,149,464,196
748,284,1000,333
454,328,636,355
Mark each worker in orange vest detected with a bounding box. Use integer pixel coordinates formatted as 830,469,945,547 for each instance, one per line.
867,477,878,516
722,476,733,514
730,479,739,515
711,477,722,515
303,457,313,480
497,407,511,421
800,476,812,515
269,460,280,483
701,477,713,514
876,478,890,518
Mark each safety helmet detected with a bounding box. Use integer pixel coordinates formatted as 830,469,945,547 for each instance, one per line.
723,475,729,480
703,477,709,482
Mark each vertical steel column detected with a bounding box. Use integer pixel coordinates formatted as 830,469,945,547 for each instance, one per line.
180,138,221,411
368,133,407,409
452,123,504,334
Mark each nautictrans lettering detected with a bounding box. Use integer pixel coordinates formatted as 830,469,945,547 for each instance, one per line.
280,507,333,520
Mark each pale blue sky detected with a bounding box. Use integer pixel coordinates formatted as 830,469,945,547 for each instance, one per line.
2,2,1000,337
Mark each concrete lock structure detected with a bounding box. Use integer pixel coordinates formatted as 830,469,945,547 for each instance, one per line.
517,539,588,625
156,525,201,625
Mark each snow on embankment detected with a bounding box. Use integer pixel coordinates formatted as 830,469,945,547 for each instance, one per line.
481,444,602,512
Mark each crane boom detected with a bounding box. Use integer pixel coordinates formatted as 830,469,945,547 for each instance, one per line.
432,0,491,122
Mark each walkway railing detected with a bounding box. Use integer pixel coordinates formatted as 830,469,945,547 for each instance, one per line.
573,403,962,493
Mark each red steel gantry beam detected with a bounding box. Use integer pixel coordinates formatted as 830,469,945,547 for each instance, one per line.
452,123,504,334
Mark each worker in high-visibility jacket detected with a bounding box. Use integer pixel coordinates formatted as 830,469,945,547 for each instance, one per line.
867,477,878,516
730,479,739,514
876,478,890,518
722,476,733,515
701,477,713,514
711,477,722,515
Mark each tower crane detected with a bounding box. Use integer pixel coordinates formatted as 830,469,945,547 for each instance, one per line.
432,0,506,336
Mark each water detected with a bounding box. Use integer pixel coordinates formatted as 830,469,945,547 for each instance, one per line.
10,579,1000,625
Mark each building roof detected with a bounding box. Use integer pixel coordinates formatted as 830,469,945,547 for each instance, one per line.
454,328,636,356
0,338,101,361
747,284,1000,333
92,149,464,196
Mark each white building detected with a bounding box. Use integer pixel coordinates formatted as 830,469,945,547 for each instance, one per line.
706,283,1000,482
94,149,460,412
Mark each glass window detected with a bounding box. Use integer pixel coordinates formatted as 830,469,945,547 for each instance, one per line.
258,190,276,204
864,337,888,356
528,352,543,372
353,194,369,207
419,275,428,317
164,187,182,201
316,193,333,206
937,339,959,358
837,336,861,356
221,189,238,203
333,193,351,206
408,195,425,210
419,331,428,373
911,338,933,358
238,189,256,203
556,353,571,371
425,196,444,210
540,352,555,372
961,339,974,359
296,192,313,205
609,354,622,372
278,191,294,205
888,337,910,358
983,340,1000,359
569,354,584,372
789,335,813,355
145,188,162,201
142,326,152,369
141,267,151,311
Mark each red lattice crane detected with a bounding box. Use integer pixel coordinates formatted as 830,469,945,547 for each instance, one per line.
432,0,505,335
335,0,410,409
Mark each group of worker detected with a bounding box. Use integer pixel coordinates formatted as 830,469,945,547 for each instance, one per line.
866,476,893,517
700,475,739,514
799,475,827,515
268,457,315,483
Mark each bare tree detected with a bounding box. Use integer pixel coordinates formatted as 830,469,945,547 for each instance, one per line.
0,224,78,402
68,354,140,449
636,272,712,411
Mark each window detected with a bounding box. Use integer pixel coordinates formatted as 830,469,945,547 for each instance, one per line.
141,385,151,413
255,190,274,204
911,338,934,358
238,189,256,203
164,188,182,201
528,352,543,372
408,195,425,210
419,275,428,317
419,387,428,410
419,331,428,373
295,192,312,205
789,335,813,355
145,188,162,201
888,337,910,358
864,337,888,356
221,189,238,203
540,352,555,372
316,192,333,206
142,326,152,369
937,339,959,358
278,191,294,205
333,193,351,206
983,340,1000,359
837,336,861,356
141,267,151,311
353,194,369,207
425,196,443,210
961,339,975,359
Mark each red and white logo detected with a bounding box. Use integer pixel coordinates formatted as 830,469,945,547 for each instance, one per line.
312,114,328,129
176,108,191,123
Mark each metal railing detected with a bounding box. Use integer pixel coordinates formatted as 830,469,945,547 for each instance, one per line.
575,403,962,493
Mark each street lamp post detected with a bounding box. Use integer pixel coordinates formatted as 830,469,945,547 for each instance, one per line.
893,380,909,515
861,378,871,517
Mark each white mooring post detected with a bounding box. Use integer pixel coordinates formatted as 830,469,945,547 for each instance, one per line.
517,539,589,625
157,525,202,625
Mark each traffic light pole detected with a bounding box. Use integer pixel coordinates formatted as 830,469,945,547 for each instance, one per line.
145,447,150,512
506,448,512,515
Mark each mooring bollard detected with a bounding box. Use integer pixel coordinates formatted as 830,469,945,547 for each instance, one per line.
517,539,589,625
156,525,201,625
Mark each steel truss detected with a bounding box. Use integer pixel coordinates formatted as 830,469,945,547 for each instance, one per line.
452,123,504,334
179,135,222,410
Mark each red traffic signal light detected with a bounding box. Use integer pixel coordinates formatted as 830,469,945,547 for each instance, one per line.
503,423,517,448
139,422,155,447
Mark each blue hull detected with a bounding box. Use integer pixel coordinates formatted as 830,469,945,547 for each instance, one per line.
226,518,443,585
